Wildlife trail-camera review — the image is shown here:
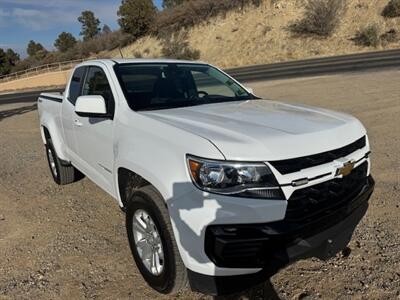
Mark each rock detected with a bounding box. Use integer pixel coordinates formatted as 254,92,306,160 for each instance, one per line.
293,291,311,300
0,214,5,221
342,247,352,258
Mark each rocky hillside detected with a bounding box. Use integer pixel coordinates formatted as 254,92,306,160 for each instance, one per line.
106,0,400,68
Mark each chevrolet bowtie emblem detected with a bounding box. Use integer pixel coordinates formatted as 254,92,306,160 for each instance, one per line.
335,160,355,177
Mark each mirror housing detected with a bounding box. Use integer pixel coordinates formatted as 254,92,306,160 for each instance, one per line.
75,95,108,117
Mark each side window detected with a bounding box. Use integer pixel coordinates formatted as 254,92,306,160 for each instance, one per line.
82,66,115,116
82,67,112,99
68,67,86,105
191,71,236,97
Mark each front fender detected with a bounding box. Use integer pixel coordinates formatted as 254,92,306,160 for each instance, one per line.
112,112,225,207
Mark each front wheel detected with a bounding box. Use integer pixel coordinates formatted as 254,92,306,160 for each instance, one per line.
125,185,187,294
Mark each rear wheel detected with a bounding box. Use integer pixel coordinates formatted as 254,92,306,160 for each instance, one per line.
45,139,82,185
126,185,187,294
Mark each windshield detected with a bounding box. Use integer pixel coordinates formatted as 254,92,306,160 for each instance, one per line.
114,63,255,111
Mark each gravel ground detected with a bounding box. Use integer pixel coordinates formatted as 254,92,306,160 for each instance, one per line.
0,69,399,300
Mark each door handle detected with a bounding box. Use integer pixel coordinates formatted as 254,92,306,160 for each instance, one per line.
74,119,83,127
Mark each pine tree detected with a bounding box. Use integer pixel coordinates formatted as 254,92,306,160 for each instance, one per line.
78,10,101,41
54,32,77,52
27,40,46,57
117,0,156,40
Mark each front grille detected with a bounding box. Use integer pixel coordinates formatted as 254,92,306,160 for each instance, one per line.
205,162,373,269
269,136,366,174
285,162,368,223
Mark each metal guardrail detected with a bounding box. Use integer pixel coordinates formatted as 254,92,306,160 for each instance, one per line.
227,49,400,82
1,48,400,102
0,59,87,83
1,49,399,85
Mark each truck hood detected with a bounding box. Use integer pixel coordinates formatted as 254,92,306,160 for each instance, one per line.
140,100,366,161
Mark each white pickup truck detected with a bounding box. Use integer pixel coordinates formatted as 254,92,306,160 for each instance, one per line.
38,59,374,296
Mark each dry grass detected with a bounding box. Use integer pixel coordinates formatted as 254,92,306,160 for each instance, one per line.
0,70,71,93
104,36,163,59
153,0,262,34
104,0,400,68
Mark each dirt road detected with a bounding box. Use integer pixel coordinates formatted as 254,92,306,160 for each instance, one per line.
0,69,399,299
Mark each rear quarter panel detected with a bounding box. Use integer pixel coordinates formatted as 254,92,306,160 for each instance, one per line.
38,95,69,161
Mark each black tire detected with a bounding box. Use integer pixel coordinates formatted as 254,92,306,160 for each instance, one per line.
126,185,188,294
45,139,81,185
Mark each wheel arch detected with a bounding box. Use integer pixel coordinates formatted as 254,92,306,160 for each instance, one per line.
117,167,167,210
40,123,69,161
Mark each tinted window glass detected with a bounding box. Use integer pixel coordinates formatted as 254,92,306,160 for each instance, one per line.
68,67,86,105
82,66,114,115
191,70,235,98
114,63,252,111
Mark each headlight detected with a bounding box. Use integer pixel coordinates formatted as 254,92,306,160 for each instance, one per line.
187,155,284,199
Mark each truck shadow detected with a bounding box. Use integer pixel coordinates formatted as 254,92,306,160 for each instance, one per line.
0,104,37,122
213,281,281,300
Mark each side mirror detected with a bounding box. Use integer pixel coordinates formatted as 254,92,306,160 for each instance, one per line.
245,86,254,94
75,95,107,117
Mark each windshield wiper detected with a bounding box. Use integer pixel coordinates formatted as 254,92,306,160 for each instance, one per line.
136,96,256,111
136,100,202,111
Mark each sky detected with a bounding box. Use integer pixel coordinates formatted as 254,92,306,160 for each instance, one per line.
0,0,163,57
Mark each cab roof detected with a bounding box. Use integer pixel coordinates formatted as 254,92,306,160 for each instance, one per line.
84,58,208,65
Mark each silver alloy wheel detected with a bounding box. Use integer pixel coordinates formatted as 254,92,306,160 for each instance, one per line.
132,209,164,276
47,148,58,177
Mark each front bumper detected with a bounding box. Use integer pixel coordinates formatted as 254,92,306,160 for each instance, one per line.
188,175,374,295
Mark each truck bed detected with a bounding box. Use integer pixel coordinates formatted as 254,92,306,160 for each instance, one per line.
37,91,64,152
38,92,63,103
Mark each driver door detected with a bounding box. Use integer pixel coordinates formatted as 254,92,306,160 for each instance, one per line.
61,66,86,162
73,66,116,196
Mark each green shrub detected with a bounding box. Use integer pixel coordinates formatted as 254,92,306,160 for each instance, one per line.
290,0,346,37
380,29,398,43
353,25,380,47
74,30,132,57
11,30,131,74
11,56,42,73
133,51,143,58
161,33,200,60
382,0,400,18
